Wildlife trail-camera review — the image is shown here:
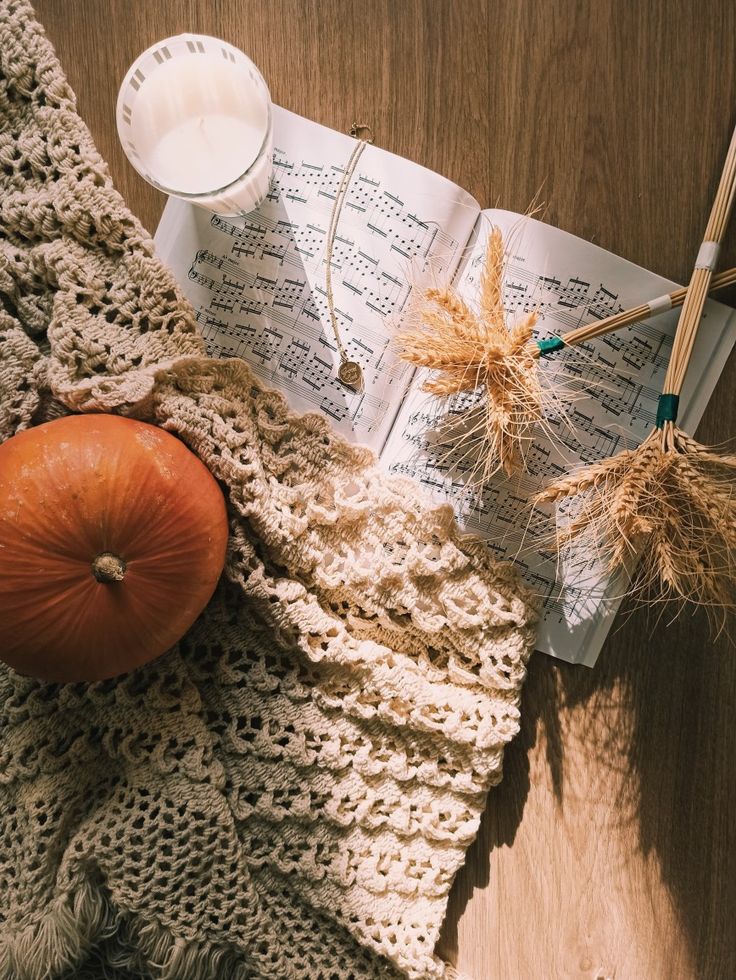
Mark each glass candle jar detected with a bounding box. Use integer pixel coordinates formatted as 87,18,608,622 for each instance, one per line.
116,34,273,215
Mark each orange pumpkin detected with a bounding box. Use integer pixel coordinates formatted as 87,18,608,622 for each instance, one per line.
0,414,228,682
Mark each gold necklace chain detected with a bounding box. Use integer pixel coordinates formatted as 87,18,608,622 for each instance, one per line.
324,122,374,390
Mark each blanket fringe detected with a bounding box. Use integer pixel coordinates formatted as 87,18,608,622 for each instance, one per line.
0,879,113,980
0,880,253,980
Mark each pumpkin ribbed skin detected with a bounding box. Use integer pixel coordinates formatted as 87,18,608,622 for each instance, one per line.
0,414,228,682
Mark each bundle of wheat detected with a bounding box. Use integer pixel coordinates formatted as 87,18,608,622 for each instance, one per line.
540,123,736,614
393,227,542,479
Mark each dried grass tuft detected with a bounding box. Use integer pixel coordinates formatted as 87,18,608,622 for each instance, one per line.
538,422,736,616
394,227,542,477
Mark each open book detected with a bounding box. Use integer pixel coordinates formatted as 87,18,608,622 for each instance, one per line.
155,106,736,666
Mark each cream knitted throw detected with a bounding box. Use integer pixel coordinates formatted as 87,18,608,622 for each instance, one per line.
0,4,537,978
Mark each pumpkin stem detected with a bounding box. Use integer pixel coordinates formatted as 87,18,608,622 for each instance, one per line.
92,552,126,583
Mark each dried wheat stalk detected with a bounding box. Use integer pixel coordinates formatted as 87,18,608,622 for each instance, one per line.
540,426,736,612
394,227,542,477
539,123,736,612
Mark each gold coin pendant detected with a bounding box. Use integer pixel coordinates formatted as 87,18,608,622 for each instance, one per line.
337,360,363,390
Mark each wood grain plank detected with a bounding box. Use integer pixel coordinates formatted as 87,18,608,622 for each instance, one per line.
32,2,736,977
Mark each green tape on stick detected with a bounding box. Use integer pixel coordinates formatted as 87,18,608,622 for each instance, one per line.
536,336,566,355
656,393,680,428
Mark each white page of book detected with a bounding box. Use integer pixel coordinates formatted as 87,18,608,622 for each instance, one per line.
382,210,736,665
154,106,480,453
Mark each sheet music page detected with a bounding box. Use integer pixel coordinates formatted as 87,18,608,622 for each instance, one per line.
154,106,480,452
382,211,736,665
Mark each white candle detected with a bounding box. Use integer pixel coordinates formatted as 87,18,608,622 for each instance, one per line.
116,35,272,215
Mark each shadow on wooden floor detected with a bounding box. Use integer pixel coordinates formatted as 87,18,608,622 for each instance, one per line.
438,595,736,979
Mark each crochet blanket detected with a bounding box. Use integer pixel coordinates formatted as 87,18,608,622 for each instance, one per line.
0,4,537,978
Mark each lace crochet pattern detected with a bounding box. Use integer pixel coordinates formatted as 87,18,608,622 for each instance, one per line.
0,3,538,977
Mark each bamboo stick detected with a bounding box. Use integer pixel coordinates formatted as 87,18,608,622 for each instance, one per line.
531,264,736,360
664,123,736,398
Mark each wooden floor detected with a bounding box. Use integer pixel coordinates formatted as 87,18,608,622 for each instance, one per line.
34,2,736,977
